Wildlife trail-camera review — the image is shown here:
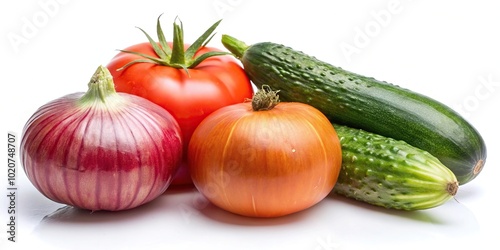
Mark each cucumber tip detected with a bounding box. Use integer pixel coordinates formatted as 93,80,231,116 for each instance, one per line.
473,159,484,175
447,181,459,196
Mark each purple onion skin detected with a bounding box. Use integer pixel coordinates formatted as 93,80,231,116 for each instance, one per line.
20,66,183,211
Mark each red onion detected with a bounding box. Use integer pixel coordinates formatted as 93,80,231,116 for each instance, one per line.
20,65,183,211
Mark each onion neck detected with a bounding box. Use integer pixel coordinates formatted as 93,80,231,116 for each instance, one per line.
79,65,122,107
251,85,280,111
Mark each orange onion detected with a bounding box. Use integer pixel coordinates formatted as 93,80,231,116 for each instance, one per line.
189,86,342,217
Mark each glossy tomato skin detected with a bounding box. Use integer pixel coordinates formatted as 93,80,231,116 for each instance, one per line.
107,42,253,185
188,102,342,217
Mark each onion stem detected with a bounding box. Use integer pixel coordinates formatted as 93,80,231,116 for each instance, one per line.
79,65,121,106
251,85,280,111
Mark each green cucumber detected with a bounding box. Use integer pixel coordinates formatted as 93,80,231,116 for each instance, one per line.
222,35,487,185
333,124,458,210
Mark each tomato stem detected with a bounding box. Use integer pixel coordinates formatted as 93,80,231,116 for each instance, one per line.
251,85,280,111
170,17,186,66
117,15,230,72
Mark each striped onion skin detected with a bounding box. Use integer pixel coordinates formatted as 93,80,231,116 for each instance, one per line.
20,66,182,211
333,124,458,210
189,88,342,217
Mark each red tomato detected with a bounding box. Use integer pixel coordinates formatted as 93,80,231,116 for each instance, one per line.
106,19,254,185
188,89,342,217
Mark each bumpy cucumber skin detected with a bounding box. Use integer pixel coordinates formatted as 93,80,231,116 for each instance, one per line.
235,41,486,185
333,124,458,210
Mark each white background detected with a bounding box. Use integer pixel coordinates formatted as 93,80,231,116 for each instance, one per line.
1,0,499,249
